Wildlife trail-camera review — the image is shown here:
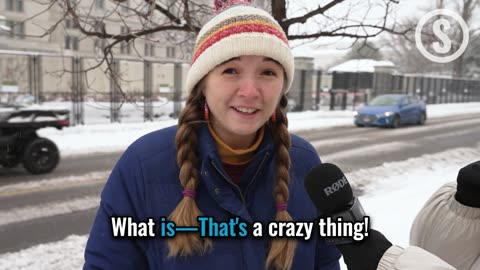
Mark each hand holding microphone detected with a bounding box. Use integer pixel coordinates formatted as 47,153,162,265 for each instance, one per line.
305,163,457,270
335,229,392,270
304,163,392,270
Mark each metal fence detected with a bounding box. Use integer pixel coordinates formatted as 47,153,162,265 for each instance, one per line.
325,71,480,110
1,50,480,125
0,50,188,125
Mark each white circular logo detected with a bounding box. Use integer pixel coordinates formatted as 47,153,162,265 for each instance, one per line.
415,9,469,63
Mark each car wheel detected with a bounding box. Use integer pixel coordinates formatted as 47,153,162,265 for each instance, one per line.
392,115,401,128
355,124,365,127
22,138,60,174
418,112,427,125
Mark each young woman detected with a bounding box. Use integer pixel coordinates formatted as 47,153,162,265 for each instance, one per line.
83,0,341,269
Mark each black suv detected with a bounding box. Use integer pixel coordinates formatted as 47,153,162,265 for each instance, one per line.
0,102,70,174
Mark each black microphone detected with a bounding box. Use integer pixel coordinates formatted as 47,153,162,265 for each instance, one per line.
304,163,366,245
305,163,393,270
304,162,353,215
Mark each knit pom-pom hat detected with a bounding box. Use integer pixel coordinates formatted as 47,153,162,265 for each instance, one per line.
185,0,294,94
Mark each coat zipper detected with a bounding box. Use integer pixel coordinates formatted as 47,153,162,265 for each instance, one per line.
244,152,269,199
211,160,246,205
211,151,270,206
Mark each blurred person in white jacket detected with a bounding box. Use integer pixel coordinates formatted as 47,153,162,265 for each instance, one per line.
410,160,480,270
339,227,456,270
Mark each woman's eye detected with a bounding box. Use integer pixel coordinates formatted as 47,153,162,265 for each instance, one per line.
223,68,237,74
262,70,277,76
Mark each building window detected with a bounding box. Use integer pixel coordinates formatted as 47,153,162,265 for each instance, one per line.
14,21,24,38
166,46,176,58
120,26,131,55
0,18,9,37
6,0,23,12
94,20,105,32
94,38,107,53
145,43,155,57
67,0,79,6
65,18,75,29
5,0,13,10
6,21,24,39
120,0,129,13
95,0,104,9
144,34,155,57
120,41,131,55
141,3,154,15
64,36,70,49
65,35,79,51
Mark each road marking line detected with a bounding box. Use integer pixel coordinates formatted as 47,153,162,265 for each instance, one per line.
0,196,99,227
0,171,110,198
421,127,480,141
310,137,370,148
321,142,419,161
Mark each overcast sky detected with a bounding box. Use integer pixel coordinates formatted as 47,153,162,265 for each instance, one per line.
286,0,480,69
286,0,422,68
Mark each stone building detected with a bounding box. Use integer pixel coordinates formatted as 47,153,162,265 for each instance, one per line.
0,0,211,101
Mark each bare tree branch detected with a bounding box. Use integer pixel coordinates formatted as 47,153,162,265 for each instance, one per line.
288,23,413,40
283,0,345,26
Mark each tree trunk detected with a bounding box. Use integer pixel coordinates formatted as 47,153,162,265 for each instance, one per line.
271,0,288,35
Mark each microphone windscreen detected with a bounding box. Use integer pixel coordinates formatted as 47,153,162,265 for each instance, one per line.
304,163,353,215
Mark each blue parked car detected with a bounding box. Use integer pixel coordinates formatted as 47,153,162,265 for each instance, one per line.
354,94,427,128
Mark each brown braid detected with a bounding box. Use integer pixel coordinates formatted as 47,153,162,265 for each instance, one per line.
168,87,213,257
266,95,297,270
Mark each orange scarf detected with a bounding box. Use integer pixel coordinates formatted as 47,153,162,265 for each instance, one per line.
208,123,264,165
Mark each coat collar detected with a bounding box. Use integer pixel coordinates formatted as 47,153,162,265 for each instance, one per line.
197,123,274,163
196,123,275,222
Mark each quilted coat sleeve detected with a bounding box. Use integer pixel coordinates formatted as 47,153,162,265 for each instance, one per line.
377,245,456,270
410,182,480,270
83,146,149,270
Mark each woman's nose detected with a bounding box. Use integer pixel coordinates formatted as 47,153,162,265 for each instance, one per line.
237,77,260,97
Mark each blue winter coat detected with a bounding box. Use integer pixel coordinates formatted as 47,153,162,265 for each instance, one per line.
84,124,341,269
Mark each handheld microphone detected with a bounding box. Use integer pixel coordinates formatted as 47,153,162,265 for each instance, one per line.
304,163,366,245
305,163,393,270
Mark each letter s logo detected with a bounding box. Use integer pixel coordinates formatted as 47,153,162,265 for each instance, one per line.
432,19,452,54
415,9,469,63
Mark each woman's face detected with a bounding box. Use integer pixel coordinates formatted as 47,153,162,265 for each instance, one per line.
202,55,285,148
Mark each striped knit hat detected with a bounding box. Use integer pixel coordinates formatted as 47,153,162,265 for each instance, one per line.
185,0,294,94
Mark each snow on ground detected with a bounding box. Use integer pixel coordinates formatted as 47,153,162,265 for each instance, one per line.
0,235,87,270
1,144,479,269
38,102,480,157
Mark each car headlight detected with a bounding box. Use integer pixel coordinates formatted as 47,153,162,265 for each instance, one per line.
353,111,358,117
384,111,394,117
